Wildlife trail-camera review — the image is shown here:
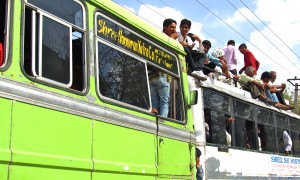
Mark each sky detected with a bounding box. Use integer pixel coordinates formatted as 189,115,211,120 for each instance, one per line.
112,0,300,94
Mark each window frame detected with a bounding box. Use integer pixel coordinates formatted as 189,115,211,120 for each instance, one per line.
23,0,87,92
33,10,73,87
256,107,277,153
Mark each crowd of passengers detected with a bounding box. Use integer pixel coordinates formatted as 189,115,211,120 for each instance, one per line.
157,18,294,112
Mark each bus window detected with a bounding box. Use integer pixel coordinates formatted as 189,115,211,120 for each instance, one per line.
256,108,276,152
23,0,86,91
290,118,300,155
233,100,256,149
98,43,150,109
203,90,231,146
204,109,212,143
95,13,184,121
204,109,230,146
148,65,184,119
257,124,276,152
277,128,285,153
168,77,184,120
203,89,230,114
276,114,289,154
291,132,300,156
256,108,274,125
0,0,7,66
234,117,255,150
233,99,254,119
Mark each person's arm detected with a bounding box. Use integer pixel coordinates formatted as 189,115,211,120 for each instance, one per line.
193,34,201,43
270,83,286,93
263,82,272,90
170,32,178,40
233,75,240,81
251,80,265,91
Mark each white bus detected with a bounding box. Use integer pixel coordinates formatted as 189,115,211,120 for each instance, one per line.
189,76,300,179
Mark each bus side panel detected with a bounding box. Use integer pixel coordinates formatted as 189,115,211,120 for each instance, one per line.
158,137,191,177
9,101,93,179
0,98,12,179
92,120,156,179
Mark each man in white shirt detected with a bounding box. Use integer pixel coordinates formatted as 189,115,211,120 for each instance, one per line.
178,19,206,81
223,40,238,75
270,71,287,105
283,130,292,155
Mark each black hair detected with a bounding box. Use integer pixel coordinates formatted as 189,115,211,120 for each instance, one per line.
261,71,272,79
163,18,177,27
227,40,235,46
180,19,191,28
239,43,247,49
196,148,201,157
202,40,211,48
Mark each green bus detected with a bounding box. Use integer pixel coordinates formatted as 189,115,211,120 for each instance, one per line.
0,0,197,179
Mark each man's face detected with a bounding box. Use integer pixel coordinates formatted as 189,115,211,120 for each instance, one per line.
271,72,277,81
239,47,245,54
180,24,190,36
262,77,270,83
203,44,211,53
245,70,254,77
163,22,177,37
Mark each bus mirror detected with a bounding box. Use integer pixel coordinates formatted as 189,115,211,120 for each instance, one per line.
189,90,198,107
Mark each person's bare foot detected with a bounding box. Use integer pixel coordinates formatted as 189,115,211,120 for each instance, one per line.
274,102,289,110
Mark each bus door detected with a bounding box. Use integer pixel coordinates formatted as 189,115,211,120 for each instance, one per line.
156,77,192,177
157,130,192,177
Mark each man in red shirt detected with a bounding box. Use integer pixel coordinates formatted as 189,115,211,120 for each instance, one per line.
238,43,260,75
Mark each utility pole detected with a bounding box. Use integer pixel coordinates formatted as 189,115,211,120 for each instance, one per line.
288,76,300,114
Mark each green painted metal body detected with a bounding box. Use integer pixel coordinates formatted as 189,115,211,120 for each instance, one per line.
0,0,196,179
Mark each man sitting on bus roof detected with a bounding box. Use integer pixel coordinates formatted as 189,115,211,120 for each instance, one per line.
261,71,294,110
270,71,287,105
233,67,293,110
177,19,207,81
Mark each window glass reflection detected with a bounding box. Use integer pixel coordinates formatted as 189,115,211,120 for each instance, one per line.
203,89,230,113
98,43,150,109
233,100,253,120
42,17,70,84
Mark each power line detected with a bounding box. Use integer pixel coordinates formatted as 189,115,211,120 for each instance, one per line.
239,0,300,62
226,0,300,72
192,0,294,77
230,0,300,73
